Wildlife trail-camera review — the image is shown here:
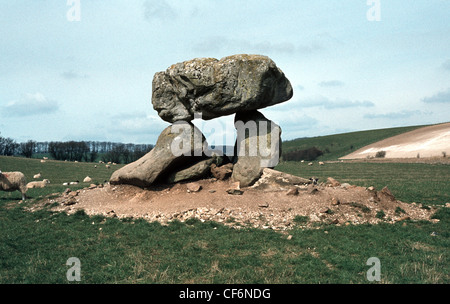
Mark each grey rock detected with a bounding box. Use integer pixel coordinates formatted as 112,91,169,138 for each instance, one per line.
110,121,207,188
152,54,293,123
231,110,282,187
164,156,220,184
186,182,202,192
210,163,233,181
251,168,311,191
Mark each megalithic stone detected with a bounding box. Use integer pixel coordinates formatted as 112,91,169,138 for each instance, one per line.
152,54,293,123
110,121,208,188
231,110,282,187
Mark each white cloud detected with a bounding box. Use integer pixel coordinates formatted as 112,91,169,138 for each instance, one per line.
108,112,169,143
299,96,375,109
143,0,176,21
192,36,323,55
318,80,345,87
61,70,89,80
364,110,424,120
2,93,59,117
421,88,450,104
442,59,450,71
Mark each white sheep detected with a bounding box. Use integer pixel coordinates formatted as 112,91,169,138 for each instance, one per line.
319,162,324,166
83,176,92,183
0,170,27,201
33,173,42,179
27,179,50,189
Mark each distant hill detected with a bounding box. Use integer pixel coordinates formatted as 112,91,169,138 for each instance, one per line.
281,124,428,161
341,122,450,159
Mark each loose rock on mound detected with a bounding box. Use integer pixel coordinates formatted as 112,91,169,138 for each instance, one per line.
46,176,437,231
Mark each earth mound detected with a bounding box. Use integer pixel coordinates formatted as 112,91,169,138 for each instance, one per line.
44,177,437,231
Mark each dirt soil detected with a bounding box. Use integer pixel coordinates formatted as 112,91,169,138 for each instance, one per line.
42,177,438,231
341,122,450,159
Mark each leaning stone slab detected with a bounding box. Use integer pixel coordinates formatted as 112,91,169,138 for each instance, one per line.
152,54,293,123
110,122,207,188
250,168,311,191
163,156,223,184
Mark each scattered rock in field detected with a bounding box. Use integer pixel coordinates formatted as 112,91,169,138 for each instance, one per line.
210,163,233,181
340,183,351,189
331,197,340,206
186,182,202,193
309,177,319,185
251,168,311,191
309,186,319,195
397,216,410,222
229,181,241,190
379,186,396,201
320,208,331,214
286,187,299,196
63,198,77,206
107,210,117,218
327,177,341,187
226,188,243,195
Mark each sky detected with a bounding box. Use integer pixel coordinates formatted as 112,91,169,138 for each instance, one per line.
1,0,449,145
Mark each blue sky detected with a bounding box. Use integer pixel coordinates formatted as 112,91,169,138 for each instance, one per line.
1,0,449,145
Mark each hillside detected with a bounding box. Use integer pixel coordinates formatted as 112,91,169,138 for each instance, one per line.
341,122,450,159
282,125,427,161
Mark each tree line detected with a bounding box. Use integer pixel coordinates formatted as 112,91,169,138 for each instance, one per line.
0,133,153,164
282,147,324,161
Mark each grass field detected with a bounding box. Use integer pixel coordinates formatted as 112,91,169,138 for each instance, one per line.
1,125,449,284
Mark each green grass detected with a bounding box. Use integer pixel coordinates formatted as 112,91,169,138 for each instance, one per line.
0,156,124,201
1,149,449,283
275,161,450,206
282,124,426,160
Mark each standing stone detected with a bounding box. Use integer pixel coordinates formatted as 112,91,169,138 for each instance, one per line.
231,110,282,187
110,121,207,188
152,54,293,123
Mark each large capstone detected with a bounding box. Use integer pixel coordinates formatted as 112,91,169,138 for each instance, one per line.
152,54,293,123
